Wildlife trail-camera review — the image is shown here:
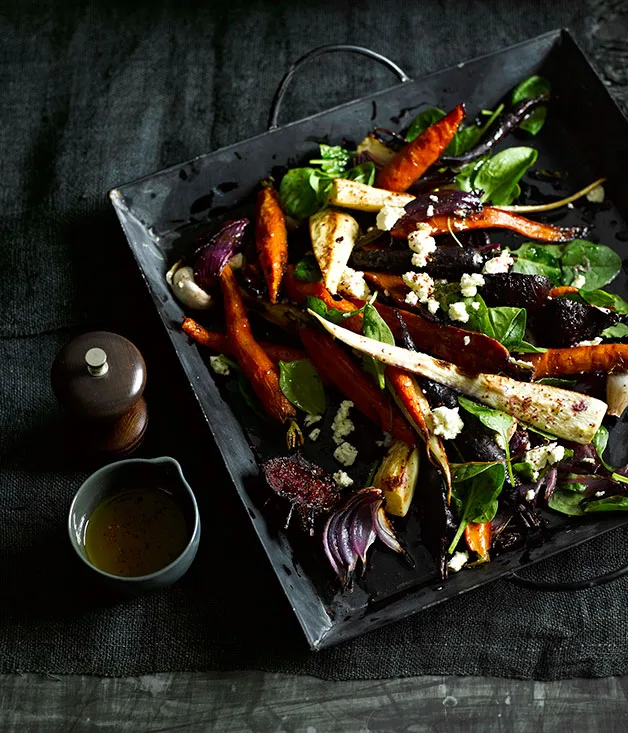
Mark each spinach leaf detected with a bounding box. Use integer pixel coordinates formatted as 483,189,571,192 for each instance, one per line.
548,486,586,516
511,75,551,135
514,340,547,354
537,377,577,387
344,161,376,186
601,323,628,339
446,104,505,156
472,147,538,205
310,161,376,207
561,240,621,290
592,425,615,472
279,168,320,218
580,289,628,314
448,463,506,554
451,462,501,484
294,255,322,283
361,302,395,389
226,371,266,419
512,242,563,283
279,360,326,415
464,295,532,353
309,144,353,175
458,396,516,485
406,107,445,141
456,156,489,192
305,296,365,325
583,495,628,513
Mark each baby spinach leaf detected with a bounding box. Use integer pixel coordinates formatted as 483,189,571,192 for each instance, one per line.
344,161,376,186
472,147,538,206
279,168,320,218
362,302,395,389
513,340,547,354
309,144,353,175
406,107,445,141
487,307,527,349
580,289,628,314
583,495,628,513
448,462,506,554
456,156,489,192
279,360,326,415
601,323,628,339
511,75,551,135
446,104,505,156
294,255,322,283
512,242,563,283
561,240,621,290
548,487,586,516
593,424,615,472
451,462,501,484
305,296,365,325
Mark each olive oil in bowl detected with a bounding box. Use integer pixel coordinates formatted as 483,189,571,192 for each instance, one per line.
84,487,189,577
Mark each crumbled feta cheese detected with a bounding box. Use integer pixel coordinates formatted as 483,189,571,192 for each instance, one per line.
431,406,465,440
426,298,440,314
429,194,439,202
525,489,536,502
376,204,407,231
470,301,481,311
463,335,471,346
338,266,371,300
332,400,355,445
448,301,469,323
426,204,434,217
523,442,566,481
408,223,437,267
308,428,321,442
334,441,358,467
448,551,469,573
209,355,231,376
304,414,323,428
571,274,586,289
402,271,434,302
459,272,485,297
333,470,354,488
376,431,394,448
576,337,603,347
482,250,514,275
405,291,419,306
586,184,605,203
595,490,605,498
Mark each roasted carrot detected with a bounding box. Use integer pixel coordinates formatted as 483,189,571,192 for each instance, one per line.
548,285,579,298
220,265,301,446
527,344,628,378
182,317,307,364
283,267,364,328
376,104,466,192
363,271,411,308
300,328,417,447
391,206,586,242
465,522,491,563
256,184,288,303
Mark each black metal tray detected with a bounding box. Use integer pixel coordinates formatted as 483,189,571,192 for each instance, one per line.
110,29,628,650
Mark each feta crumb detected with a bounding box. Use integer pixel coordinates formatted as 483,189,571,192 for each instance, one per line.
576,337,603,347
304,414,323,428
209,355,231,376
571,273,586,289
426,298,440,314
332,400,355,445
308,428,321,442
333,441,358,467
595,491,605,498
333,470,354,488
482,250,514,274
470,301,481,311
448,301,469,323
523,442,565,481
338,266,371,300
525,489,536,502
448,551,469,573
586,184,605,203
463,335,471,345
459,272,485,297
429,194,439,202
376,204,407,231
431,406,465,440
402,271,434,302
408,223,437,267
405,290,419,306
376,431,394,448
426,204,434,217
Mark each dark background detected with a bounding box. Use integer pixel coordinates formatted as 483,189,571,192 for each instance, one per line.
1,0,628,679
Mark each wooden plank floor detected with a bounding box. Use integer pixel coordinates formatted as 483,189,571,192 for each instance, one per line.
1,672,628,732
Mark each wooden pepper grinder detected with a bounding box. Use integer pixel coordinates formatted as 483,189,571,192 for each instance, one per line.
51,331,148,457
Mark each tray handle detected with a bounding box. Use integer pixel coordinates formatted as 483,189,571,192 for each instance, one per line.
509,559,628,592
268,44,412,131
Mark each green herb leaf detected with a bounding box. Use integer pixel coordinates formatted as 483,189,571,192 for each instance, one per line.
592,425,615,472
279,168,320,218
512,242,563,284
309,144,353,175
537,377,577,387
548,487,586,515
511,75,551,135
294,255,322,283
305,296,365,325
487,307,527,349
446,103,505,156
362,302,395,389
406,107,445,142
513,340,547,354
561,240,621,290
456,156,489,192
583,495,628,513
344,161,376,186
279,360,326,415
472,147,538,206
451,462,501,484
601,323,628,339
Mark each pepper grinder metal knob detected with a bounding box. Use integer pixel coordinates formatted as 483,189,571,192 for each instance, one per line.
51,331,148,456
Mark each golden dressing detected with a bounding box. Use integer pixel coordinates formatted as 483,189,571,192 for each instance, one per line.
84,488,189,577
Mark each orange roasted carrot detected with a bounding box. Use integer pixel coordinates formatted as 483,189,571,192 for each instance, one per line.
256,184,288,303
182,317,307,364
363,271,410,308
391,207,586,242
376,104,466,192
548,286,579,298
300,328,417,447
220,265,301,445
465,522,491,562
527,344,628,378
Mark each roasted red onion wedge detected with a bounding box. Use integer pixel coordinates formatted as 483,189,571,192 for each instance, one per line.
193,218,249,290
322,487,404,584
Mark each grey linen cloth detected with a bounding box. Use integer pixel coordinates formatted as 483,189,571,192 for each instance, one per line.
1,0,628,678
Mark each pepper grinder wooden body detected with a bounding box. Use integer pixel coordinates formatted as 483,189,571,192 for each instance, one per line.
51,331,148,457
